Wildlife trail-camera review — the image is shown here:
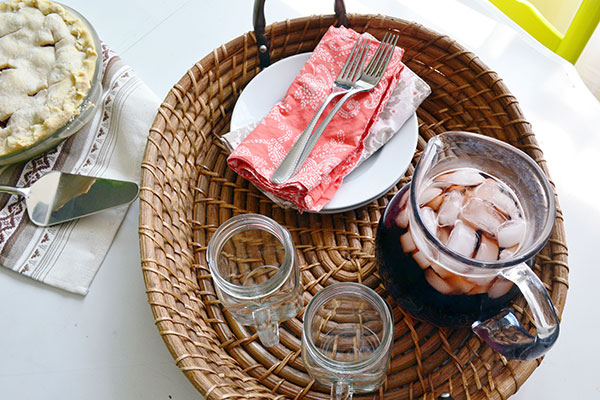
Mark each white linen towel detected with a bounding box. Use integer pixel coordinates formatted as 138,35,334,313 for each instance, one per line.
0,44,160,295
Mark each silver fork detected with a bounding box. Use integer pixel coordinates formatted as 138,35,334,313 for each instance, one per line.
272,32,399,185
270,37,369,185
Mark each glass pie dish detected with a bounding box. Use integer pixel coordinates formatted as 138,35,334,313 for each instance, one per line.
0,3,103,166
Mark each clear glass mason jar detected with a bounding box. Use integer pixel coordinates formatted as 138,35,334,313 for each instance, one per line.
302,282,394,400
206,213,303,347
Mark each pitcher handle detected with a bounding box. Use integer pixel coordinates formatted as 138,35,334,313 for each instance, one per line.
472,263,559,360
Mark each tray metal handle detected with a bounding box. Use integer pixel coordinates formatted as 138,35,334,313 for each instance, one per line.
253,0,348,68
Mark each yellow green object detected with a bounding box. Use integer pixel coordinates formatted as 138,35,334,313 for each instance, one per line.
490,0,600,63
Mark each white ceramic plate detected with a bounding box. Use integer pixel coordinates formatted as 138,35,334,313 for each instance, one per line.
230,53,418,213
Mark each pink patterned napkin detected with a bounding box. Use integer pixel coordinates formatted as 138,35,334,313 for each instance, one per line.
227,26,404,212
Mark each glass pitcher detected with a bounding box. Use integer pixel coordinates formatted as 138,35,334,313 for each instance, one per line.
375,131,559,360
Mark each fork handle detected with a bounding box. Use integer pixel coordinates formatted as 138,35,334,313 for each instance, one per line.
285,89,359,181
271,88,347,185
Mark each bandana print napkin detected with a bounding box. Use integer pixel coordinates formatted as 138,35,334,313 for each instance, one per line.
0,44,160,295
222,64,431,210
227,26,405,212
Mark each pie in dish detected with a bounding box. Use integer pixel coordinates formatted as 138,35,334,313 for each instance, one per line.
0,0,98,156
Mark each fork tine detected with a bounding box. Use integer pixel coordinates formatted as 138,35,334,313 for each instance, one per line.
367,32,398,77
379,35,399,76
373,36,398,77
371,34,396,75
341,38,368,81
364,32,390,76
368,45,388,76
345,39,369,81
339,38,362,79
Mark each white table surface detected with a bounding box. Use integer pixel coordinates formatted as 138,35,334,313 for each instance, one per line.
1,0,599,399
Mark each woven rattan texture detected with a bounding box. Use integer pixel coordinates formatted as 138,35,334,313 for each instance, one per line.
139,14,569,400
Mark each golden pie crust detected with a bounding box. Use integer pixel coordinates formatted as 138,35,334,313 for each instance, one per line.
0,0,98,156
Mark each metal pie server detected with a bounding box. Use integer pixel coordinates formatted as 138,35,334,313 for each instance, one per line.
0,171,139,226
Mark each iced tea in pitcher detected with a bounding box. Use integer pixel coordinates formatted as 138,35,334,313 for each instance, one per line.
376,168,523,327
374,132,559,360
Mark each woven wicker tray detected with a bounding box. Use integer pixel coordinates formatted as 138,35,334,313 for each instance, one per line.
139,12,569,400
